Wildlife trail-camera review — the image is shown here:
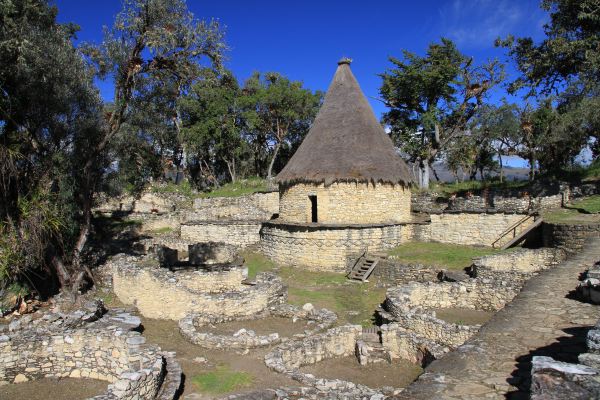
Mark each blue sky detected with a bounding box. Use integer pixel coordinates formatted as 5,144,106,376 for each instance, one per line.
55,0,551,167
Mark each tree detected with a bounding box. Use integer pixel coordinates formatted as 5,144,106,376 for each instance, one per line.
380,38,503,188
0,0,103,295
74,0,225,289
499,0,600,169
240,72,322,181
179,70,246,185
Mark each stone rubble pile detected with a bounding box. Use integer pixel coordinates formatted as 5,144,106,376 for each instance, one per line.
577,261,600,304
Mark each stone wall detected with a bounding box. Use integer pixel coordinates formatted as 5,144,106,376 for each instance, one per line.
260,221,416,272
108,254,286,320
381,279,522,350
380,323,449,366
0,306,181,400
180,220,263,248
178,304,337,350
473,248,562,274
278,182,411,224
411,186,566,214
543,222,600,254
190,191,278,221
414,212,532,247
370,260,441,285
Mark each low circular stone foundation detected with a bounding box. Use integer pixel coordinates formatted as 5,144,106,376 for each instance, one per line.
178,304,337,349
106,254,286,320
0,304,181,399
260,221,421,272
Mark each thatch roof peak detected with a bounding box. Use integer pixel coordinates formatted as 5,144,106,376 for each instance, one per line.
276,60,413,187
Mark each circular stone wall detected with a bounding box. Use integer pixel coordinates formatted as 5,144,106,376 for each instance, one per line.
260,221,415,272
0,307,181,400
278,182,411,224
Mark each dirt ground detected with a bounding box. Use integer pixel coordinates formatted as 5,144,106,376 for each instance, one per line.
140,317,298,398
431,307,494,325
205,316,311,336
299,356,423,389
0,377,107,400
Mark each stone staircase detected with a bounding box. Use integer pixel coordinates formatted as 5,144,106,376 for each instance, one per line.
356,326,391,365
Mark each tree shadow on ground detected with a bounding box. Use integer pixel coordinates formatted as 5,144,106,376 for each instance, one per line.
505,325,592,399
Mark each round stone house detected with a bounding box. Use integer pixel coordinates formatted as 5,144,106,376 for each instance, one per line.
260,59,415,272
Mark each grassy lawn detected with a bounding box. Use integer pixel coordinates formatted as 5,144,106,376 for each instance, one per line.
387,242,498,269
240,250,384,326
198,177,269,198
543,195,600,224
191,365,253,394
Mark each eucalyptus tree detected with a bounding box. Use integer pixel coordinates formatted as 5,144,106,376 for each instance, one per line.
380,38,504,188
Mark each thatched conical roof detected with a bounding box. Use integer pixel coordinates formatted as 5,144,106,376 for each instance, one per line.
276,59,413,186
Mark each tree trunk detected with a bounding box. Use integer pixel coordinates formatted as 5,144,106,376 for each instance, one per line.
498,152,504,183
267,141,281,182
418,159,430,189
225,158,236,183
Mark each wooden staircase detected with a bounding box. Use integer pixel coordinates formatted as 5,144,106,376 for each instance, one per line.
492,214,544,249
348,253,381,282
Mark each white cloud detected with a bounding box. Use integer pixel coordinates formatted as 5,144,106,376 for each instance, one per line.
439,0,545,49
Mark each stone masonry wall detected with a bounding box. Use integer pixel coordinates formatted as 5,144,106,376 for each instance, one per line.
180,221,262,248
109,254,286,320
278,182,411,224
414,212,532,247
190,191,279,221
0,307,180,400
260,222,415,272
543,222,600,254
473,248,562,274
370,260,441,285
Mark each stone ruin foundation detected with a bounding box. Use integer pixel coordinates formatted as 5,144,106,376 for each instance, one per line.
178,303,337,350
0,301,181,399
102,253,286,321
379,248,564,353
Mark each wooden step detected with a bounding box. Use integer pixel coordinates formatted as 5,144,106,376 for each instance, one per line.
500,218,544,250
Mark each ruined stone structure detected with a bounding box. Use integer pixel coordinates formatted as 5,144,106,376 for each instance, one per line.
0,303,181,399
261,59,414,271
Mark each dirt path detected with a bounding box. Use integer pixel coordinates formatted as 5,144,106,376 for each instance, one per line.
299,356,422,389
140,318,297,399
0,378,107,400
396,236,600,399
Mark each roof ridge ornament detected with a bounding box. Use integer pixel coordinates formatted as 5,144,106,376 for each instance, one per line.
337,57,352,65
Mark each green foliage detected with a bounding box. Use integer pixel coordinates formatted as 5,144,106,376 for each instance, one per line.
380,38,504,187
387,242,499,270
239,72,323,180
427,179,528,196
192,365,253,394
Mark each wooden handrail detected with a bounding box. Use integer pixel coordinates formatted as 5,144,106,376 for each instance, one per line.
491,213,537,248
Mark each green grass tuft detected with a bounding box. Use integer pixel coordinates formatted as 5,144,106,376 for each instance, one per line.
387,242,498,270
148,226,174,235
198,177,269,198
192,365,253,394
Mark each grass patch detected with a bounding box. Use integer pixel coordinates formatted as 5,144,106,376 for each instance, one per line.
148,226,174,235
151,180,196,197
387,242,498,269
198,177,269,198
241,250,382,326
543,195,600,224
192,365,253,394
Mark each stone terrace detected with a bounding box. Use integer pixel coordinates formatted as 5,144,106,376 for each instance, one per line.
395,237,600,399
